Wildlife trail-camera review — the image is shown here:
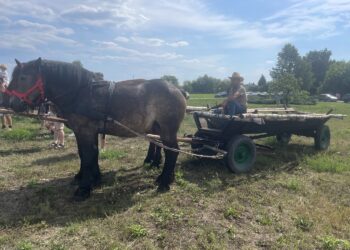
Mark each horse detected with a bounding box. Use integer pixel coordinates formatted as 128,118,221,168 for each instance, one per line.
4,58,186,201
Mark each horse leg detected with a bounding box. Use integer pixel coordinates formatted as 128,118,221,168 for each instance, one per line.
144,122,162,167
151,145,162,168
144,142,156,164
72,132,101,187
73,132,101,201
71,139,83,185
155,133,179,191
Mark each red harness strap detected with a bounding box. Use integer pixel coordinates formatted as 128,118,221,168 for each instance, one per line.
5,76,45,105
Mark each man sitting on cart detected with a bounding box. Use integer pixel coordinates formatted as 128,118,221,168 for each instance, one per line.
218,72,247,115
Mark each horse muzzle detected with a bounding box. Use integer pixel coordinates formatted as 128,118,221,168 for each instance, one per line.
7,95,28,112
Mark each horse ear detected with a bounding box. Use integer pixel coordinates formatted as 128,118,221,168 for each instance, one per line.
15,59,22,68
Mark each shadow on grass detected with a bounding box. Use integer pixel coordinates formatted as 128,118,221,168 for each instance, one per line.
179,142,319,190
31,153,78,166
0,165,156,228
0,147,43,156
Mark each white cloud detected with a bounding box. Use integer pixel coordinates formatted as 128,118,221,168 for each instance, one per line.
0,19,77,50
60,3,149,28
0,16,11,25
263,0,350,38
114,36,130,43
130,36,190,48
167,41,189,47
0,0,57,21
92,40,183,60
130,36,165,47
16,20,74,35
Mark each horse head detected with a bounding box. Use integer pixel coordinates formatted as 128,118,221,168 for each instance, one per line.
5,57,45,112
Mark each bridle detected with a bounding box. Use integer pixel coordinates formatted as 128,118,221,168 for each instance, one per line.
5,74,45,106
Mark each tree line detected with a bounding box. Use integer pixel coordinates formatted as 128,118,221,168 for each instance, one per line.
162,43,350,103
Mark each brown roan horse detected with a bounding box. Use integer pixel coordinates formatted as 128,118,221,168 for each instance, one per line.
4,58,186,201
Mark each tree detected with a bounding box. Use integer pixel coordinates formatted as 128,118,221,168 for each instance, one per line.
271,43,314,94
257,74,268,91
270,44,301,79
161,75,179,86
182,80,192,93
322,61,350,96
295,58,314,93
305,49,332,94
184,75,221,93
269,73,301,106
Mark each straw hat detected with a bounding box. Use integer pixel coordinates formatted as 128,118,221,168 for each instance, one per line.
0,64,7,70
229,72,244,82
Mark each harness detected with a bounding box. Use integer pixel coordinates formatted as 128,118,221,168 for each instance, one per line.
7,70,117,133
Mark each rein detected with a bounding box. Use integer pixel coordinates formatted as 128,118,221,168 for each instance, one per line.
5,75,45,106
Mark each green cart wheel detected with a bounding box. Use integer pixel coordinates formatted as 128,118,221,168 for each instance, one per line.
226,135,256,173
314,125,330,150
276,133,292,146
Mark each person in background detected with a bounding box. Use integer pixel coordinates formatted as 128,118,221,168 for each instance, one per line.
0,64,13,130
44,105,65,149
221,72,247,115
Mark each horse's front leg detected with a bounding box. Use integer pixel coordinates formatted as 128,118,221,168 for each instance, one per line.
73,132,101,201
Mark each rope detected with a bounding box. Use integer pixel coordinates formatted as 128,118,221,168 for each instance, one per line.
0,108,225,159
110,119,226,159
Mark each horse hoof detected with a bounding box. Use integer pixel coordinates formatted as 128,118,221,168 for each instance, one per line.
71,172,82,186
73,187,91,202
92,177,102,188
155,174,162,185
157,184,170,193
151,161,161,168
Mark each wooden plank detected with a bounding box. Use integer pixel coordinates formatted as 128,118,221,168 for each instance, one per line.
146,134,194,143
0,108,67,123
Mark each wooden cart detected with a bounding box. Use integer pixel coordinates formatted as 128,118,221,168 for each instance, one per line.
189,108,345,173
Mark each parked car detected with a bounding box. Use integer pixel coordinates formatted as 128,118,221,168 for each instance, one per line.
214,91,228,98
318,94,338,102
341,93,350,103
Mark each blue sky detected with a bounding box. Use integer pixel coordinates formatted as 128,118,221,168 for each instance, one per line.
1,0,350,84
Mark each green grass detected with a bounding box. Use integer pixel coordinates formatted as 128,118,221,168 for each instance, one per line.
99,149,126,160
0,99,349,249
306,153,349,173
128,224,148,239
321,235,350,250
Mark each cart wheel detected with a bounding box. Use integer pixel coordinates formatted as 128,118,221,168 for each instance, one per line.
191,131,217,156
314,125,330,150
276,133,292,146
226,135,256,173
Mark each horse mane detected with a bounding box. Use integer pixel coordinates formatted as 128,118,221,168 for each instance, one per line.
40,60,95,87
11,59,96,88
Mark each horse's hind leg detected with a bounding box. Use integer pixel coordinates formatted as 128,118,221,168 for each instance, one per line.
144,142,156,164
144,122,162,167
156,133,179,191
152,145,162,167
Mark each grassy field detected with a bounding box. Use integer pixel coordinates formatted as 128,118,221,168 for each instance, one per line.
0,95,349,249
